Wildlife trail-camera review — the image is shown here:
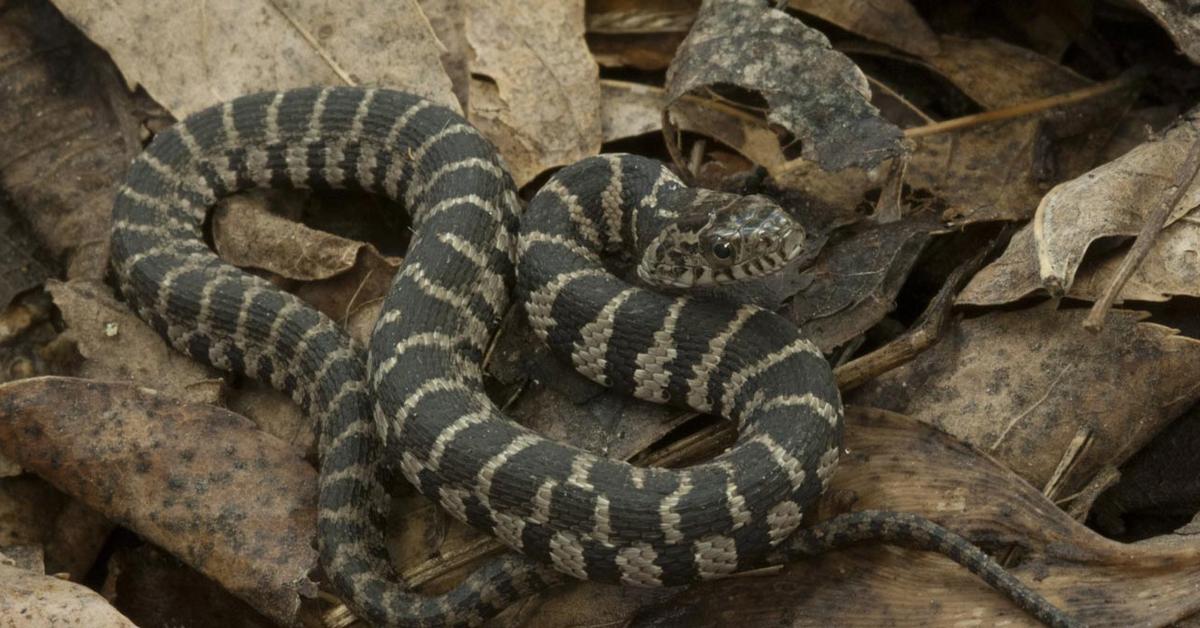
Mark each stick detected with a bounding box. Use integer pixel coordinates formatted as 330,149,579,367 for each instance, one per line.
904,73,1140,139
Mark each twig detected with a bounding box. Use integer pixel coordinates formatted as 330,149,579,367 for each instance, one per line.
904,72,1141,139
1083,135,1200,331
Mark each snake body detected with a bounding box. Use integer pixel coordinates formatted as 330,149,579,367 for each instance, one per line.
110,86,1079,627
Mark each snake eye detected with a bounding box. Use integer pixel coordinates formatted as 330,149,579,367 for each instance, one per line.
711,241,734,260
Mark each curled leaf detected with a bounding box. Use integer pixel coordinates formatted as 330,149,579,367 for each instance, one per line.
665,0,903,173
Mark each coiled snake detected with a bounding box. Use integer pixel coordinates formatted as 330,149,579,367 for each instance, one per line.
110,87,1079,627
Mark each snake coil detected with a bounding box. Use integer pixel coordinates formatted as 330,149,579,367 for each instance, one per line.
110,86,1079,627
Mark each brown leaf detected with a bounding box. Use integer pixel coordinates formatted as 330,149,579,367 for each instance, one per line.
599,80,664,143
636,408,1200,627
466,0,601,185
0,377,319,626
849,303,1200,498
789,0,940,58
0,0,137,280
922,36,1092,109
52,0,459,116
47,280,223,406
0,559,137,627
666,0,903,172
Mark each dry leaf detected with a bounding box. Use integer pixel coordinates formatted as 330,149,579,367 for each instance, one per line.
635,408,1200,627
789,0,940,58
1035,113,1200,294
466,0,601,185
0,209,53,309
849,303,1200,498
212,194,397,284
0,377,320,626
51,0,458,116
666,0,903,173
0,0,137,280
0,559,137,627
47,280,223,405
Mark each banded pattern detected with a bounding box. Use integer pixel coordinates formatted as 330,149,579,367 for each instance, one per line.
510,155,844,583
110,87,559,627
112,87,1079,628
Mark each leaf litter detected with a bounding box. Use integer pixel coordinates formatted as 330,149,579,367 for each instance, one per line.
3,0,1200,625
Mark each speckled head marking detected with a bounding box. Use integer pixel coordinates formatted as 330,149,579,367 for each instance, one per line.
636,190,806,288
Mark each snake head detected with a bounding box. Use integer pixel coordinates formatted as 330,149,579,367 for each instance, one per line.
637,191,806,288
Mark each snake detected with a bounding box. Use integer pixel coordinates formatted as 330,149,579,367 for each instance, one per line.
109,86,1080,627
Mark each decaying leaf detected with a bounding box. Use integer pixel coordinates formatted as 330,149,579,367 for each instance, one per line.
51,0,458,116
466,0,601,185
850,304,1200,498
636,408,1200,627
0,377,320,626
961,110,1200,306
0,558,137,627
0,0,138,280
419,0,472,108
665,0,903,173
47,280,223,405
788,0,940,58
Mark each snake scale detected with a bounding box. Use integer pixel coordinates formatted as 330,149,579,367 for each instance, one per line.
109,86,1080,627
